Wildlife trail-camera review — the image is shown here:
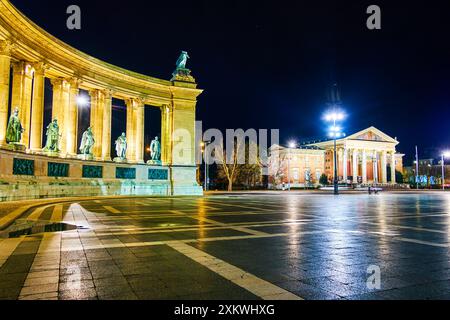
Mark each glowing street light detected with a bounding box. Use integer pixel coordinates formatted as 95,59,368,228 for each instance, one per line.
441,151,450,190
324,109,346,195
76,94,89,107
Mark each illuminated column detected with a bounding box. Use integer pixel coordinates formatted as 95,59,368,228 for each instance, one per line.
390,151,396,184
66,78,80,156
29,63,46,151
373,151,378,183
381,150,387,183
11,61,33,148
89,89,104,159
160,104,173,165
352,149,358,184
101,90,112,161
134,99,145,163
342,147,348,183
362,149,367,184
0,40,12,146
126,98,136,162
50,78,70,154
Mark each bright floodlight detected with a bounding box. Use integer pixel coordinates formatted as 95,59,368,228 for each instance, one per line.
76,95,89,106
288,141,296,148
324,111,345,122
443,151,450,158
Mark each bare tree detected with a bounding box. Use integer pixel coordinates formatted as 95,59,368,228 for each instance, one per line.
216,138,246,191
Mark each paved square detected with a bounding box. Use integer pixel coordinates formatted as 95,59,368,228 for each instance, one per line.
2,192,450,300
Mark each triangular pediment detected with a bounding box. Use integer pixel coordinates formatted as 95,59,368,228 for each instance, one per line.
346,126,398,144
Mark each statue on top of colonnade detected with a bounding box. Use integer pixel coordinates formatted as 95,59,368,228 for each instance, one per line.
6,107,24,145
43,119,61,153
171,50,195,82
114,132,127,162
79,127,95,159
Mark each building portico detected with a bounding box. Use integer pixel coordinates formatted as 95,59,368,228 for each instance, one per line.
308,127,403,185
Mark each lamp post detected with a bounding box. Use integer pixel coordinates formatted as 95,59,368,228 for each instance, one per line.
324,111,345,195
287,141,296,191
441,151,450,190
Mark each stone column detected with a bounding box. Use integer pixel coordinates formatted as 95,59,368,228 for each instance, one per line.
0,40,12,146
390,151,396,184
362,149,367,184
66,78,80,156
352,149,358,184
50,78,70,154
11,61,34,148
101,90,112,161
160,104,173,165
89,89,104,159
373,151,378,183
126,98,136,162
381,150,387,183
342,147,348,183
29,63,46,151
134,99,145,163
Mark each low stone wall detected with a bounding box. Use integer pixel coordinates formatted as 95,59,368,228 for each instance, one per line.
0,149,202,201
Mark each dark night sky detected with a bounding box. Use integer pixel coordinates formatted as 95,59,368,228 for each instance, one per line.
10,0,450,163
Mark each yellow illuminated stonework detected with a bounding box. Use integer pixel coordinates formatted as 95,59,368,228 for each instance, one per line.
0,0,203,200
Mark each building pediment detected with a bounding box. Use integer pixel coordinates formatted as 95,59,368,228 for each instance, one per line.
345,126,398,144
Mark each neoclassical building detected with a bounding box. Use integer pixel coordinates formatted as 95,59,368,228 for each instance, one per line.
269,127,404,188
0,1,202,200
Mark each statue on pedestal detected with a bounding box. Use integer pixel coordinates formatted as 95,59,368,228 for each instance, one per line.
171,50,196,82
79,127,95,158
43,119,60,153
176,51,190,69
114,132,127,161
147,136,161,165
6,107,24,145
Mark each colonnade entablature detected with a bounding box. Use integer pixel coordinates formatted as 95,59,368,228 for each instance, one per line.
0,0,203,171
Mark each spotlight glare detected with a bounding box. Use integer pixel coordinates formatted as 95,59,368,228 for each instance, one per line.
76,95,89,106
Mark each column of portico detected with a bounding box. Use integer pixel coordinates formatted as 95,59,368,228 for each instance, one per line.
390,151,396,184
352,149,358,184
134,99,145,163
362,149,367,184
373,151,378,183
337,148,343,181
0,40,12,145
381,150,387,183
89,89,104,159
11,61,33,148
126,98,136,162
66,78,80,156
342,147,348,182
29,63,46,151
101,90,112,161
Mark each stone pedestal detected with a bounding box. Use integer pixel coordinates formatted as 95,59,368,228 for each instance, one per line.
77,154,94,161
1,143,26,152
113,157,127,163
147,159,162,166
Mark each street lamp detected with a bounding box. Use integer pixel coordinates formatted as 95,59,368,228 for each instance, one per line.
441,151,450,190
287,141,296,191
76,94,89,107
324,110,345,195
